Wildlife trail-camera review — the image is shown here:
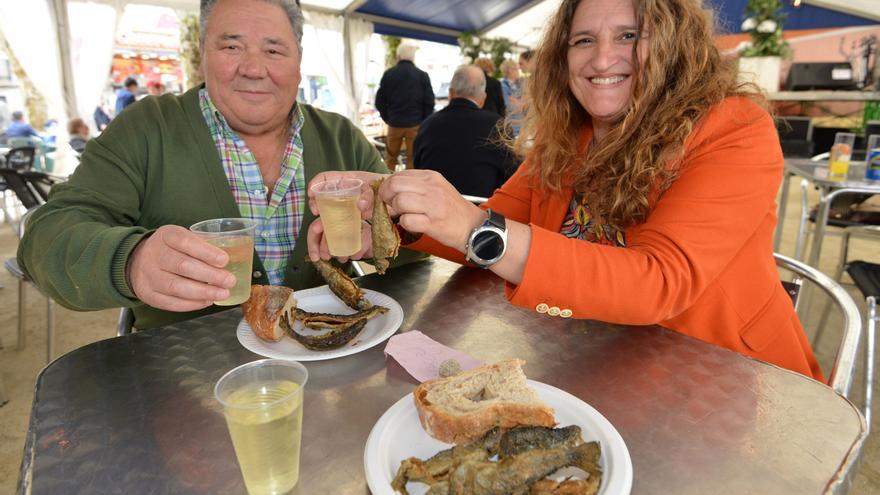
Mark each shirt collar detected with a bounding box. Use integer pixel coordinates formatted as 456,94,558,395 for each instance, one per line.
199,87,304,139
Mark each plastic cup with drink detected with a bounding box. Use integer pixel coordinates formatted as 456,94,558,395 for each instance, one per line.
190,218,257,305
310,178,363,257
215,359,308,495
866,134,880,181
828,132,856,181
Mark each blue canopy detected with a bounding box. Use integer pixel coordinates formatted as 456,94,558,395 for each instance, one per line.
349,0,878,46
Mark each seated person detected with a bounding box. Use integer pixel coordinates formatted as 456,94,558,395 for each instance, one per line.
67,117,90,154
413,65,518,198
6,111,40,139
17,0,390,329
307,0,823,381
115,77,138,116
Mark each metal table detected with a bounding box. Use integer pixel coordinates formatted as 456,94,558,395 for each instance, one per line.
18,259,867,494
775,159,880,268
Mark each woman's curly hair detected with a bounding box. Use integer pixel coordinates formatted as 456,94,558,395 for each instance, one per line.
512,0,765,227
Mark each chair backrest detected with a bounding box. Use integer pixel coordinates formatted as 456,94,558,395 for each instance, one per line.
0,168,41,209
20,170,56,202
6,146,36,170
774,253,862,397
463,195,489,205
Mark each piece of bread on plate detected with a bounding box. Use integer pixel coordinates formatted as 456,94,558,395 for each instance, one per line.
414,358,556,444
241,285,297,342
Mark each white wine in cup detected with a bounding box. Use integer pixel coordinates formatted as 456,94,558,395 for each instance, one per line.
311,178,363,257
190,218,257,305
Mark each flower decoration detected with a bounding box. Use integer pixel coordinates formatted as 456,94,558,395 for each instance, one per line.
740,0,789,57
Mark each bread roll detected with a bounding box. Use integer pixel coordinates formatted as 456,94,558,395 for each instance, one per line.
241,285,297,342
414,359,555,444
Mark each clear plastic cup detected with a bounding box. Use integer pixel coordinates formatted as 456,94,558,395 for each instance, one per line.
310,178,363,257
190,218,257,305
215,359,308,495
866,134,880,181
828,132,856,181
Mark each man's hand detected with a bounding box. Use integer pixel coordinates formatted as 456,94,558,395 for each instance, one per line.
126,225,236,312
307,218,374,262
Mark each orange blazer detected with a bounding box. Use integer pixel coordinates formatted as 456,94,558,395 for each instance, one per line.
410,97,824,381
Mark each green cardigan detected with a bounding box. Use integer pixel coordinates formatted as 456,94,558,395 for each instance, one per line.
18,86,399,329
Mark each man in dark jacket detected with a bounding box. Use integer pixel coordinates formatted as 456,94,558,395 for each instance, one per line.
375,43,434,171
413,65,519,198
474,57,505,118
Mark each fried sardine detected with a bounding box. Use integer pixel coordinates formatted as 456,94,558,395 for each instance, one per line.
308,258,372,310
369,178,400,274
281,315,368,351
294,306,388,330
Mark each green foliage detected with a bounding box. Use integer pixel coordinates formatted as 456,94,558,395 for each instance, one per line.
382,35,402,69
180,14,203,88
740,0,790,58
458,31,515,79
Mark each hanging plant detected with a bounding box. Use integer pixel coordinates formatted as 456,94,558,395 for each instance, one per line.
180,14,202,89
458,31,515,79
740,0,790,58
0,28,47,129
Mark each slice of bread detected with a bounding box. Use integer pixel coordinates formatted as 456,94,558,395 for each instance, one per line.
414,359,556,444
241,285,297,342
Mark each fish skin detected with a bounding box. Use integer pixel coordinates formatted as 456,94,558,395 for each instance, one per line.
308,258,372,310
294,306,387,330
281,315,368,351
499,426,583,458
369,178,400,275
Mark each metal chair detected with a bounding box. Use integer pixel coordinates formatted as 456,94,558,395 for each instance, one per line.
5,146,36,170
117,307,135,336
774,253,867,415
845,258,879,433
4,207,56,363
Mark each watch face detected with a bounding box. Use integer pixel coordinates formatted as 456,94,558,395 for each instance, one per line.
472,230,504,261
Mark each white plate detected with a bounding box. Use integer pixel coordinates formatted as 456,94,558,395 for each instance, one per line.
364,380,633,495
236,286,403,361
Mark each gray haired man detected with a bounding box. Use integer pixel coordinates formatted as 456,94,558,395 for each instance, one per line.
412,65,519,198
19,0,390,329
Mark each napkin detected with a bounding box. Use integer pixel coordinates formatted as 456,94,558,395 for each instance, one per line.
384,330,483,383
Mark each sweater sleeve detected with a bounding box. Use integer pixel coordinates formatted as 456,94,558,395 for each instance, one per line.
506,97,783,323
16,102,154,311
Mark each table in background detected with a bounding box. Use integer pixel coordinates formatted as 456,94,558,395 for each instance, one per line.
18,259,867,494
767,91,880,102
776,159,880,268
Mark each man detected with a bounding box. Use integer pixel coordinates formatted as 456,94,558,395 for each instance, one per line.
5,111,40,138
114,77,138,116
18,0,390,329
413,65,519,198
67,118,90,154
375,43,434,171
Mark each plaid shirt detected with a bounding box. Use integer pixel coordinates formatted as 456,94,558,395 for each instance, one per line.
199,89,305,285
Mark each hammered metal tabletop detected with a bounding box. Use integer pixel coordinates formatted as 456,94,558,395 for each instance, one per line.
19,258,866,495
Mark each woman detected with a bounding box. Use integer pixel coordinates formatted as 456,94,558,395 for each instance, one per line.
474,57,506,118
307,0,823,380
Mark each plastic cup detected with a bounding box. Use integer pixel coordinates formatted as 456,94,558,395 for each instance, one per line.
866,134,880,181
310,178,363,257
828,132,856,181
190,218,257,305
215,359,308,495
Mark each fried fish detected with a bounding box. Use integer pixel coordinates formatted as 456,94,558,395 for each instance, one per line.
281,315,369,351
293,306,388,330
308,258,372,310
369,178,400,275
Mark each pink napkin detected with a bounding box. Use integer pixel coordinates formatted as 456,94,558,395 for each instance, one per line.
384,330,483,383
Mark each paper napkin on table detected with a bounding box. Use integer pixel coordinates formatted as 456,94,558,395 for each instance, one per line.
384,330,483,383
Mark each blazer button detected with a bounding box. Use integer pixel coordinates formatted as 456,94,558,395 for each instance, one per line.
536,303,549,313
560,309,573,318
252,270,262,279
548,306,561,316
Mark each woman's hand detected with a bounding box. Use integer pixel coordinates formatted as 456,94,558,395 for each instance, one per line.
379,169,486,253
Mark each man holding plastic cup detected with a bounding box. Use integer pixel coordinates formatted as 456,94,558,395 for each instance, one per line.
17,0,391,329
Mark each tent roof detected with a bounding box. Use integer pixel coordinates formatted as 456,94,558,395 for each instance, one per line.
99,0,880,46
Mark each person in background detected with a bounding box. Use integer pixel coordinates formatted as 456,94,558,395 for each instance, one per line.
473,57,505,118
413,65,518,198
500,59,524,136
67,117,90,154
18,0,393,330
0,96,11,133
308,0,824,381
114,77,138,116
519,49,535,76
375,43,434,172
93,101,111,132
6,111,40,138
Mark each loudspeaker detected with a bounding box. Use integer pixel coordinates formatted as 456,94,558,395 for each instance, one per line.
784,62,855,91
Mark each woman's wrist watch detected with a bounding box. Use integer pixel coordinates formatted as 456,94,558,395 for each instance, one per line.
465,209,508,268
